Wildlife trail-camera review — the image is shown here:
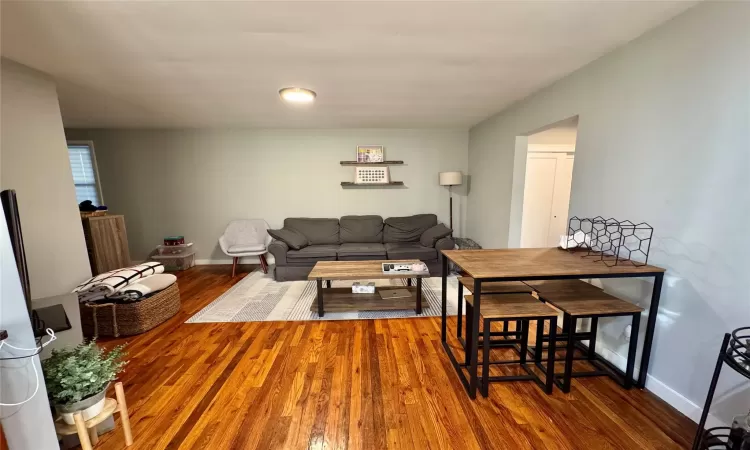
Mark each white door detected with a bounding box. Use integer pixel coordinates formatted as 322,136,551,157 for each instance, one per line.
520,153,575,248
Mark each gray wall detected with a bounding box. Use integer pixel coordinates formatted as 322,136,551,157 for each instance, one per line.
64,129,469,262
467,2,749,424
0,59,70,449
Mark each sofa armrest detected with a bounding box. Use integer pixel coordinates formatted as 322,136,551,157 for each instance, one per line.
268,240,289,266
434,237,455,260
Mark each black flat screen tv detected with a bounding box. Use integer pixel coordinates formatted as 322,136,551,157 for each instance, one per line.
1,189,32,316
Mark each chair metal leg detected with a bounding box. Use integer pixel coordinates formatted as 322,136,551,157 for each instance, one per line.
482,318,491,397
624,313,641,389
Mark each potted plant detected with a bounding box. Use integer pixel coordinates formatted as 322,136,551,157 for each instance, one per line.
42,341,127,425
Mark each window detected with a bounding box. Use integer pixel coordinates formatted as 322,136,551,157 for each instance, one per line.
67,141,103,206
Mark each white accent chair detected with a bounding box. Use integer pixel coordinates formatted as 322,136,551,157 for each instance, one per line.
219,219,272,277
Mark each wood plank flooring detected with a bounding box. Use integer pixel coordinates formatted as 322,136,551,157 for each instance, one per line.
92,265,696,450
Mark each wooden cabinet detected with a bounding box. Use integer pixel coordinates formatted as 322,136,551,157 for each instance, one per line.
82,215,131,275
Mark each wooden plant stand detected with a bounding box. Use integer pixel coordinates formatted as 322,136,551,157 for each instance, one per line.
54,382,133,449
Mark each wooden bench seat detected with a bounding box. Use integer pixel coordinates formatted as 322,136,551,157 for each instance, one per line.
464,294,558,319
459,277,533,294
525,279,642,316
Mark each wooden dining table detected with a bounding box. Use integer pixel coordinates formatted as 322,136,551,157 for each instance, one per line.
440,248,666,399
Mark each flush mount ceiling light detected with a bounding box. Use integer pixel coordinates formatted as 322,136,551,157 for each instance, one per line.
279,87,316,104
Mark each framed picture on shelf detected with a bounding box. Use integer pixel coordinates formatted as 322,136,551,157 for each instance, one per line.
356,145,384,163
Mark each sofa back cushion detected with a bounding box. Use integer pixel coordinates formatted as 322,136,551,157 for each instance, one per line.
383,214,438,243
340,215,383,243
284,218,340,245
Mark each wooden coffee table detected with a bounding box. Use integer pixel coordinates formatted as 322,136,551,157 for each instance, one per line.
307,260,428,317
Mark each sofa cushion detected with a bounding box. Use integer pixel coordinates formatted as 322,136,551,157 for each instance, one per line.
285,218,340,245
419,223,453,247
385,242,438,261
267,228,309,250
337,243,386,258
383,214,438,243
228,243,267,253
340,215,383,243
287,244,339,263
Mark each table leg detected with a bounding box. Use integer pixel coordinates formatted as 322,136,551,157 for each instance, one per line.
441,256,448,342
326,279,331,289
469,279,481,398
638,272,664,388
115,381,134,446
73,413,92,450
416,278,423,315
88,426,99,445
317,279,324,317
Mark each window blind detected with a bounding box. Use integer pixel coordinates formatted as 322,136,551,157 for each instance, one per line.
68,144,101,205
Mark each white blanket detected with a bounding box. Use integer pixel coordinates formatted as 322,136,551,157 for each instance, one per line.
73,262,164,303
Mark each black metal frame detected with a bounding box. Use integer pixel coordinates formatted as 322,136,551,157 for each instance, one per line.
440,255,665,399
692,329,750,450
315,277,423,317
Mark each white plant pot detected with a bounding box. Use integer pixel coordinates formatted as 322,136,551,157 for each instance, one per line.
55,388,107,425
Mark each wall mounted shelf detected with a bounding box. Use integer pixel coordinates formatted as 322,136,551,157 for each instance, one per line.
339,161,404,166
341,182,405,188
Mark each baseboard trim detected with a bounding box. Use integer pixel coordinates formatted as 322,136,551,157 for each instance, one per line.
595,345,724,429
195,255,276,266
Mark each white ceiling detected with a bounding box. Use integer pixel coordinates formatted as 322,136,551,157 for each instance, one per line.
1,1,695,129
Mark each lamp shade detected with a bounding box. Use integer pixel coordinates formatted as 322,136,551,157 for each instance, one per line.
439,171,463,186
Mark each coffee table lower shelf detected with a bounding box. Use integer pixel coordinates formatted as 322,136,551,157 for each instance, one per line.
311,286,426,314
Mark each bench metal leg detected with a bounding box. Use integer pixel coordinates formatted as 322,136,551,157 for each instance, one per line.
624,312,641,389
482,318,491,397
562,314,576,393
588,317,598,360
317,279,324,317
465,300,474,366
546,317,558,394
457,282,464,338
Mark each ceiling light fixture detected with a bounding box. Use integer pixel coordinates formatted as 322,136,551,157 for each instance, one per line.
279,87,316,104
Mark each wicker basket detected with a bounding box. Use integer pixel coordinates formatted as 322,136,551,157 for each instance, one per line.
80,283,181,338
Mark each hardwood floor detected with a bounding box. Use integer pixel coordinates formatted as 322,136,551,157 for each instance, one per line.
92,265,696,450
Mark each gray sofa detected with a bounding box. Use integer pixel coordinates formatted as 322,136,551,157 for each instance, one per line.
268,214,455,281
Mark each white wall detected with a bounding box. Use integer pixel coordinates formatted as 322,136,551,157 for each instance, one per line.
0,58,92,298
0,58,74,449
468,2,749,425
64,129,469,262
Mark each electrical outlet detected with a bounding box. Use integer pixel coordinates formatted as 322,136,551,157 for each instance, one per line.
0,329,8,341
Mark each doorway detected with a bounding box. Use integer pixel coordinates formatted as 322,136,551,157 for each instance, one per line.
519,118,578,248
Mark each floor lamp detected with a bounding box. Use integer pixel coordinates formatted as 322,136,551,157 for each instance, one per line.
439,171,462,232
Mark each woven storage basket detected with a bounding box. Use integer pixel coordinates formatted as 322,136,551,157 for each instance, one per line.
80,283,181,338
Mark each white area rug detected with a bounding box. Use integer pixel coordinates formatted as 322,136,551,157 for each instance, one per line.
187,269,460,323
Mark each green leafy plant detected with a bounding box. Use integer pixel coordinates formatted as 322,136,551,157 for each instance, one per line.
42,341,127,405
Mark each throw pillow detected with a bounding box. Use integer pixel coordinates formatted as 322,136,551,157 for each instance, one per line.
268,228,309,250
419,223,452,247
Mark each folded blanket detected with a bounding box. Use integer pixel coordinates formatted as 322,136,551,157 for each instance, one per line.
73,262,164,303
106,274,177,303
